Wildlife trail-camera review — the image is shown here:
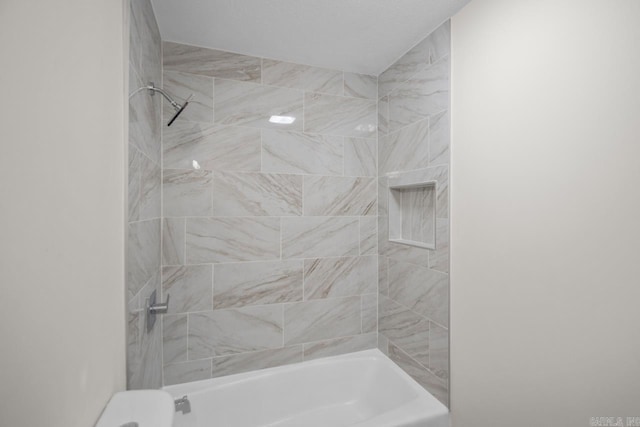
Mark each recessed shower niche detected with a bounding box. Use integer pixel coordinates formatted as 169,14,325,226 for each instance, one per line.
388,169,441,249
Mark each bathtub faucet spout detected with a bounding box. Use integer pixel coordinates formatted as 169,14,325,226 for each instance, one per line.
175,396,191,414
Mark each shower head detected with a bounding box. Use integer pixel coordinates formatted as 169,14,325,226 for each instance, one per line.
129,82,192,126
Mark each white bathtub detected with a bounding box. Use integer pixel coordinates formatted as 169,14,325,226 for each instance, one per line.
164,349,449,427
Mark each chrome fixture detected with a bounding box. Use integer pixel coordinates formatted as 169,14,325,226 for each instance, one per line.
120,423,139,427
175,396,191,415
129,82,193,126
146,290,170,332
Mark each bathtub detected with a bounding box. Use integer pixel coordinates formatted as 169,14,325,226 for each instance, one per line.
164,349,449,427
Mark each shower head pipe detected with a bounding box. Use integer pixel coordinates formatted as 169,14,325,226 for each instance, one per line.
129,82,192,126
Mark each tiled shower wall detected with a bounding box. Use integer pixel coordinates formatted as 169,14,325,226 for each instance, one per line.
126,0,163,389
159,42,380,385
377,21,451,406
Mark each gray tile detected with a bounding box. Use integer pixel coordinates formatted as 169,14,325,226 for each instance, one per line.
281,217,359,259
378,255,389,296
214,79,303,130
284,296,361,345
188,305,283,358
162,70,214,123
304,92,376,138
162,314,187,365
163,169,213,217
212,172,302,216
304,256,376,300
378,177,389,217
186,217,281,264
361,294,378,334
135,0,161,85
128,146,141,222
378,216,430,267
388,342,447,407
127,219,161,297
163,41,261,82
214,260,303,309
303,333,376,360
388,56,450,132
303,176,376,216
386,165,448,218
378,333,389,356
378,36,430,98
429,110,449,166
430,219,449,273
139,153,161,220
163,122,261,172
162,265,213,314
129,77,161,164
426,21,451,65
262,59,342,95
379,117,429,175
261,130,343,176
344,138,376,177
344,73,377,99
212,346,303,378
388,259,449,327
378,96,389,135
163,359,212,386
429,322,449,381
162,218,185,266
359,217,377,256
379,294,429,366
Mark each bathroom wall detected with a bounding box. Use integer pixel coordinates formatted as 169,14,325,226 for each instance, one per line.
450,0,640,424
0,1,126,426
376,22,451,406
127,0,163,389
159,42,379,385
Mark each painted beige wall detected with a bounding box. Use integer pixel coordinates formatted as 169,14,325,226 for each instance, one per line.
450,0,640,425
0,1,127,426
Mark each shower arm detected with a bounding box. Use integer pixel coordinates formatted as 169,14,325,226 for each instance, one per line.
128,83,184,111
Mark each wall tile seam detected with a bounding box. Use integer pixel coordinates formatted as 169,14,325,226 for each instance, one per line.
161,254,379,268
377,109,449,143
377,52,451,101
160,170,378,179
378,250,449,270
383,335,448,387
380,291,448,331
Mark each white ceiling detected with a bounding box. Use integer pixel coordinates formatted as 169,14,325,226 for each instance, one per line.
150,0,471,75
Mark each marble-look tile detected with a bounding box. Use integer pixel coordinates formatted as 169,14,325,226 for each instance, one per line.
281,217,359,259
214,79,303,130
127,219,161,297
388,342,448,406
284,296,361,345
378,96,389,135
344,138,376,177
212,346,303,378
361,294,377,334
163,122,261,172
378,333,389,356
378,256,389,296
427,21,451,65
128,146,141,222
429,322,449,381
429,219,450,273
129,77,161,164
304,92,376,138
378,177,389,217
379,293,430,366
162,314,187,365
303,333,377,361
163,42,261,82
262,59,342,95
212,172,302,216
359,217,377,256
386,165,448,218
304,256,376,300
344,73,377,100
388,259,449,327
214,260,303,309
162,265,213,314
162,218,185,266
429,110,449,166
186,217,280,264
162,70,214,123
261,130,343,176
378,37,430,99
188,305,283,358
303,176,376,216
139,153,161,220
163,359,212,386
379,117,429,175
399,185,436,246
378,216,430,267
162,169,213,217
388,56,450,132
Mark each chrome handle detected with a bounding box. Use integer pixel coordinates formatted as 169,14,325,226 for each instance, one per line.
149,293,170,314
146,290,169,332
